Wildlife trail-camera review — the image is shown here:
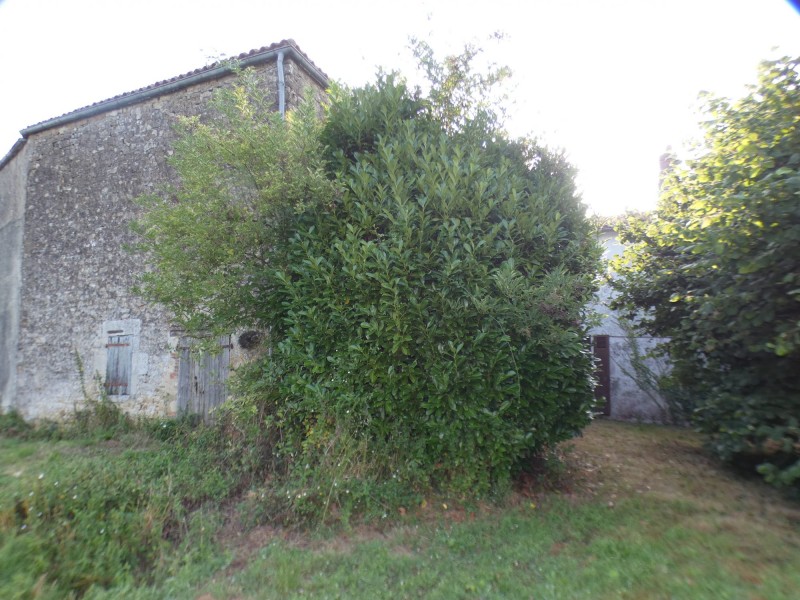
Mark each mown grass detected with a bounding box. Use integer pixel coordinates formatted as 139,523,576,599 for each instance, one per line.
186,499,798,599
2,419,799,599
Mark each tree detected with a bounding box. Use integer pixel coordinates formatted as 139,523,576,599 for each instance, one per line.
612,57,800,491
133,68,336,337
135,46,600,515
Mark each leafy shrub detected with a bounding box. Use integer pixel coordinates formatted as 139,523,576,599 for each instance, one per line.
135,45,601,520
611,57,800,492
253,73,600,503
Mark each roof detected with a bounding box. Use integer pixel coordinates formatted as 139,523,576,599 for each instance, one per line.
0,139,26,172
20,39,328,138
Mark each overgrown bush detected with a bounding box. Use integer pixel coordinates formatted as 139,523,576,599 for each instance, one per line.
135,44,600,518
262,75,598,497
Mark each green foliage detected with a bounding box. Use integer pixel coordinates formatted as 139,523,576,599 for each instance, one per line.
611,56,800,491
411,36,511,137
71,350,132,440
132,67,336,336
587,210,651,234
135,45,600,519
0,410,266,597
268,78,597,497
0,410,34,439
319,74,424,168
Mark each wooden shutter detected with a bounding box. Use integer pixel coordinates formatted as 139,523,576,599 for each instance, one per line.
105,335,132,395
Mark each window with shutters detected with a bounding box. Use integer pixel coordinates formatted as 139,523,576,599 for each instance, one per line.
105,334,132,395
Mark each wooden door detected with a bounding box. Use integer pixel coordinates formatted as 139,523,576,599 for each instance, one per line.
105,335,132,396
592,335,611,416
177,335,232,421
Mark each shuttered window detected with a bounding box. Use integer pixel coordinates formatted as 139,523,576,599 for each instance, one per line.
105,334,132,395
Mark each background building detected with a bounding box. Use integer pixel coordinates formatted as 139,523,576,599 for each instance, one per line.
589,226,672,422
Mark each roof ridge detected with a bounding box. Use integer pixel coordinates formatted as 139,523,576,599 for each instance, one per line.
20,39,328,137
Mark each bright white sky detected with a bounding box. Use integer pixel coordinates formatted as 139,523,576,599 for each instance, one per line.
1,0,798,215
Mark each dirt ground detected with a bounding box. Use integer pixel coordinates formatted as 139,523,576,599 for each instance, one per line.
568,419,800,531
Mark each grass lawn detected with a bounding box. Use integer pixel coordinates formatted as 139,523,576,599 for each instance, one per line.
2,420,799,599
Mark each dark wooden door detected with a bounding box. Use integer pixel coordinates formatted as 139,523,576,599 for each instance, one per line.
177,335,231,421
592,335,611,416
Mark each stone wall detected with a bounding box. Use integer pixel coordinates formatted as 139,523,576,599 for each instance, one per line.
9,56,325,418
0,142,28,412
284,58,328,111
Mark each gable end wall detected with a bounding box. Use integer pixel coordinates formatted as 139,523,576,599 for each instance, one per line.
11,57,324,418
0,142,28,411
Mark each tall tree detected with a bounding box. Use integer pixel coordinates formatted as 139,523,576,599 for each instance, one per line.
612,57,800,491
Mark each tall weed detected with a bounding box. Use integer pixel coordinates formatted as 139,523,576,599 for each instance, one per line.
0,403,269,597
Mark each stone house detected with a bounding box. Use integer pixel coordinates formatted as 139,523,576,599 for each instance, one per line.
0,40,328,419
588,226,672,422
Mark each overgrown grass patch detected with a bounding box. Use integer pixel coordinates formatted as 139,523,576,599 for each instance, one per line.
0,409,264,598
143,493,799,599
2,419,799,599
166,421,800,599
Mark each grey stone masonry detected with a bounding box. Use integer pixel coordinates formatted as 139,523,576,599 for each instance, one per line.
0,141,28,412
0,42,327,418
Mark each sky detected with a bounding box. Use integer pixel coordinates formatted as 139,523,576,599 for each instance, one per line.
0,0,798,215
